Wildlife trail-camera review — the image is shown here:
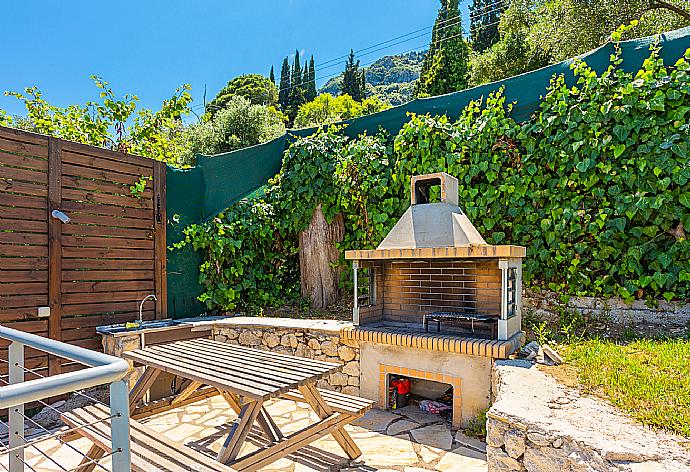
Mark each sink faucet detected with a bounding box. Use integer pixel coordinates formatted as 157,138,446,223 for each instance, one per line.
139,294,157,324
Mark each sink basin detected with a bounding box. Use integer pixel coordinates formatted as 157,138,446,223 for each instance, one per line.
96,319,180,335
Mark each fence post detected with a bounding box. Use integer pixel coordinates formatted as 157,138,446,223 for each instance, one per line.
47,137,63,377
8,341,25,472
109,379,131,471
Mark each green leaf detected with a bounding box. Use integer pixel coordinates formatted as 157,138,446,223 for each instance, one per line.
612,144,626,158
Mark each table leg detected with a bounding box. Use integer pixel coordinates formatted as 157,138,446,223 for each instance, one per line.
128,366,162,410
297,384,361,459
218,389,283,443
171,380,202,406
217,400,263,464
74,444,105,472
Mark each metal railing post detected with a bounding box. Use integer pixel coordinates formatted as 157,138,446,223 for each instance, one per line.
109,379,131,471
8,341,25,472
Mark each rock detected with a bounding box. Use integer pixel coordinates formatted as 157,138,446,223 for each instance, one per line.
487,445,522,471
281,333,298,348
342,386,359,396
522,447,568,471
347,375,359,387
341,338,359,348
215,335,227,343
542,345,564,365
223,329,239,339
526,432,552,447
307,338,321,350
262,332,280,348
238,331,261,346
486,418,508,448
294,343,314,359
504,429,526,459
329,372,349,386
320,341,338,357
342,361,360,376
521,341,540,360
316,379,330,390
410,424,454,450
552,438,563,448
338,345,356,362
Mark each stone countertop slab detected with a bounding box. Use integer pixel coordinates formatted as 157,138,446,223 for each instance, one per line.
212,316,354,333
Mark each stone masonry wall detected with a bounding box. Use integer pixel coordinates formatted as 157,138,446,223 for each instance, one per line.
523,290,690,337
211,318,360,396
487,360,690,472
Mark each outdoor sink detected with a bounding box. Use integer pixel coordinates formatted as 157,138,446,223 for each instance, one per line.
96,319,180,335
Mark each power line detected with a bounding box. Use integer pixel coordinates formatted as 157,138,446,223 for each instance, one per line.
315,12,466,69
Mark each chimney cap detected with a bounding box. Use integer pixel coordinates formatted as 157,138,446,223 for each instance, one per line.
411,172,458,206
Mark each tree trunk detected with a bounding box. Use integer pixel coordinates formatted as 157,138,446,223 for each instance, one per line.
299,204,344,309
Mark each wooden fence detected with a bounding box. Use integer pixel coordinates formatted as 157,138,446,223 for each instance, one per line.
0,126,167,378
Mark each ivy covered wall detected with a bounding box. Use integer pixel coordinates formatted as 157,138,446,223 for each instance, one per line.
175,39,690,312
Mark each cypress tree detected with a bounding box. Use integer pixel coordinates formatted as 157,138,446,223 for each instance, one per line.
303,67,310,98
470,0,505,52
278,58,291,110
269,65,275,85
306,55,317,101
342,49,364,102
414,0,470,97
360,69,367,100
288,50,305,121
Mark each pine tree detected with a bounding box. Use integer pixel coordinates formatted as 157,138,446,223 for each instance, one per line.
269,65,275,85
342,49,364,102
470,0,505,52
278,58,291,110
414,0,470,97
306,55,317,101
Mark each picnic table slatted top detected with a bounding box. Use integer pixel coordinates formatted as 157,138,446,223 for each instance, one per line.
124,338,343,401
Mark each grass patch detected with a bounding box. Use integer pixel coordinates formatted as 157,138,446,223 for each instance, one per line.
559,338,690,438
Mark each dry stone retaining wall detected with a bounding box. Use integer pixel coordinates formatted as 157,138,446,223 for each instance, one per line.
211,318,360,395
524,291,690,337
487,360,690,472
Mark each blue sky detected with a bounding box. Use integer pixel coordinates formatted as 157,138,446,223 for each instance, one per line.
1,1,470,118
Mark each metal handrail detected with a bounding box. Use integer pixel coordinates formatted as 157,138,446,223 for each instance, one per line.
0,327,129,409
0,325,132,471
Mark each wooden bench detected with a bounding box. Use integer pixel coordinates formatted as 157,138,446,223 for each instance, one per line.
62,404,237,472
281,387,375,417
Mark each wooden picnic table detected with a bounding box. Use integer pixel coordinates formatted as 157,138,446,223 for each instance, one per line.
118,338,370,471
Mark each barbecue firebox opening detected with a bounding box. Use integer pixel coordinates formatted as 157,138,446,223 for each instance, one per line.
387,373,453,420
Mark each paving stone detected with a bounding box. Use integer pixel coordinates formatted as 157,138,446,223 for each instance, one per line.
410,424,454,450
357,433,420,467
436,447,488,472
454,431,487,453
352,408,398,432
392,405,445,425
386,419,419,436
418,444,442,463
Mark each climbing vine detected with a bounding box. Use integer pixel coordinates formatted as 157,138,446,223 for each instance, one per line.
176,39,690,311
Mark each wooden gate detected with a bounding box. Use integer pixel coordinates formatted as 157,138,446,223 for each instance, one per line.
0,126,167,377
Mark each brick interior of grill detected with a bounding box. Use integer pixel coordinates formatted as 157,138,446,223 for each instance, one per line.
359,259,502,338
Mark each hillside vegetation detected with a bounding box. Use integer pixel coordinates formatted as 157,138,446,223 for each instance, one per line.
320,51,424,106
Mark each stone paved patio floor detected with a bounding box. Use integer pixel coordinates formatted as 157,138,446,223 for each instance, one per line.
10,395,487,471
